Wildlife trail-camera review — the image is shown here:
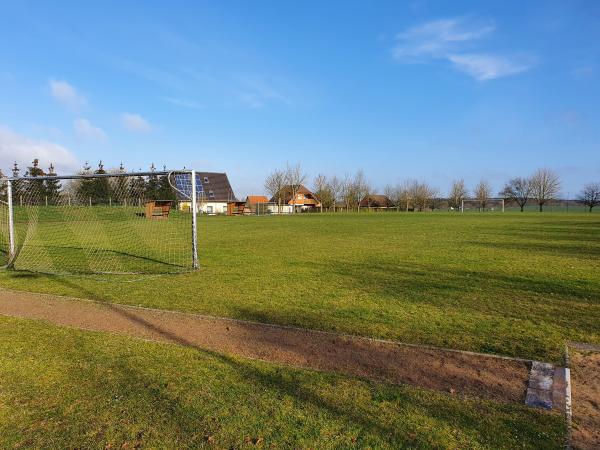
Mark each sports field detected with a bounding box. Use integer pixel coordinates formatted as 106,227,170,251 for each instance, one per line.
1,211,598,447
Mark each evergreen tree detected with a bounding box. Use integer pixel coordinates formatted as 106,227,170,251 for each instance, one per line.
44,163,62,204
76,162,96,204
25,159,46,204
111,163,130,204
10,162,24,205
91,161,111,204
158,166,176,201
145,163,160,200
0,169,6,202
129,168,147,206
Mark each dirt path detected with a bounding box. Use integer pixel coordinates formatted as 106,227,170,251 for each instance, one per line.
0,287,532,404
570,345,600,449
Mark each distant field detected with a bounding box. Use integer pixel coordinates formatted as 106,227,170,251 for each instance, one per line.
1,211,599,363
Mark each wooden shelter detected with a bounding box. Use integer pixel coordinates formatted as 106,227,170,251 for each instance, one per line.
145,200,173,220
227,201,245,215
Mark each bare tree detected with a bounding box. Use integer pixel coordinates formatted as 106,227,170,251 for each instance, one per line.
329,176,342,212
578,182,600,212
313,173,327,213
264,169,286,213
411,181,435,212
285,162,307,214
448,179,468,211
341,173,353,212
384,184,397,211
499,177,531,212
474,180,492,212
398,180,412,211
314,174,336,212
530,168,561,212
353,170,371,212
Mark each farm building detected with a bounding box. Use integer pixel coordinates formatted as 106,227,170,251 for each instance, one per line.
177,172,238,215
270,184,321,212
359,195,394,209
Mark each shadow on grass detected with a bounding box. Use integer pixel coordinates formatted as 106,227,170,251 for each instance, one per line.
316,258,600,306
466,240,600,259
13,244,186,274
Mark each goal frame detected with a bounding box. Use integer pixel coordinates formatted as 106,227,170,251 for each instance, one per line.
1,169,199,272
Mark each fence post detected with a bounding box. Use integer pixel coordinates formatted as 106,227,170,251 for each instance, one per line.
461,200,464,213
6,180,15,266
191,170,199,269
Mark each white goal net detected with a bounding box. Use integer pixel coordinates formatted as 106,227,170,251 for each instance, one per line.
0,170,199,275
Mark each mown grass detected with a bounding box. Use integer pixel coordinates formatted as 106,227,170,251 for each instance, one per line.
1,212,598,363
0,316,564,449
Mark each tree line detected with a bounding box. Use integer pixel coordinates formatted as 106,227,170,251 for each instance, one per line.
265,165,600,212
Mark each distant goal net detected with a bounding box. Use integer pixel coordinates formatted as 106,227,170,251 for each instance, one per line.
460,198,505,212
0,170,199,275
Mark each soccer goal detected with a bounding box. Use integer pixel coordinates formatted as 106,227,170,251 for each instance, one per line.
460,198,505,212
0,170,200,275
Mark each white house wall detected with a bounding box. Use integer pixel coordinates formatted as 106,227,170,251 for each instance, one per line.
179,201,228,214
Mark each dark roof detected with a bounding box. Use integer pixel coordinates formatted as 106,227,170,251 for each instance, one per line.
176,172,237,202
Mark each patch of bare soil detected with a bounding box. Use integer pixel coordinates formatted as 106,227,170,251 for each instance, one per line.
570,349,600,450
0,288,530,404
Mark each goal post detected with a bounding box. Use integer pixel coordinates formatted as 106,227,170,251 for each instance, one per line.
0,170,199,274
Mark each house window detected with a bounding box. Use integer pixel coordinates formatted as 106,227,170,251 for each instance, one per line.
204,176,209,183
209,190,215,198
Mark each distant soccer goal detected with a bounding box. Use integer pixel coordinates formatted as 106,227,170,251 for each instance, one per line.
0,170,199,275
460,198,505,212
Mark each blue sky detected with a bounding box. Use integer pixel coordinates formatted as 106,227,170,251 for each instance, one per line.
0,0,599,197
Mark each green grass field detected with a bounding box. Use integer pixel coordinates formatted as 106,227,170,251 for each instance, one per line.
1,211,598,447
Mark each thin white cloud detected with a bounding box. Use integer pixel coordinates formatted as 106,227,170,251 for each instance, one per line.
49,79,87,111
392,17,534,81
121,113,152,133
447,53,535,81
393,18,494,60
237,77,292,109
73,118,107,141
0,126,79,175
